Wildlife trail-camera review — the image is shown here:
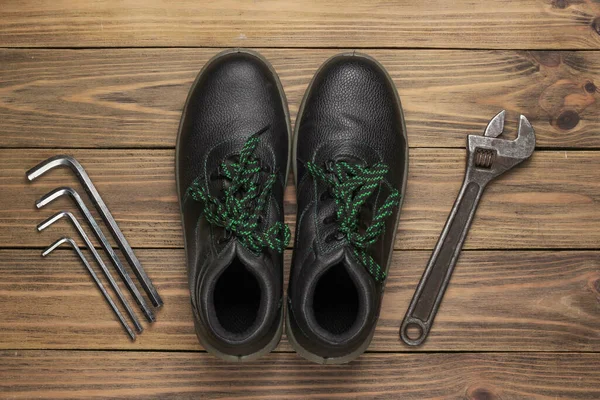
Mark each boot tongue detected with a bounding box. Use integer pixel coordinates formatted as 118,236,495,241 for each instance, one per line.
307,244,373,280
234,240,271,270
341,246,375,290
314,245,375,297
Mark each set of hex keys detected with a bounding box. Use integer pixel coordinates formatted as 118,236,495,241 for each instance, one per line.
27,155,163,340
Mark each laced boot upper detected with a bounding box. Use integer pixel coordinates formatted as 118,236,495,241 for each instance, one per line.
176,49,290,361
186,126,290,255
306,159,400,282
287,52,407,364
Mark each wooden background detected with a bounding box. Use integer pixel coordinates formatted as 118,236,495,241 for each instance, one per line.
1,1,600,398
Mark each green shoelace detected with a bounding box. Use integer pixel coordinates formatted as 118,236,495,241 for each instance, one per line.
307,160,400,282
186,127,290,254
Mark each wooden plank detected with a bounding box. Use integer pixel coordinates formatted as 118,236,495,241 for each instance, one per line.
0,249,598,352
1,149,599,250
1,49,600,149
1,350,599,399
2,1,600,49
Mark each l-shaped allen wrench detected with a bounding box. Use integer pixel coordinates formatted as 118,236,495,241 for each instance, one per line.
43,237,136,341
38,211,144,333
26,155,163,308
36,187,155,323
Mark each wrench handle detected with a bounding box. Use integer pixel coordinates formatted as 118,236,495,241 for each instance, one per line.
400,179,485,346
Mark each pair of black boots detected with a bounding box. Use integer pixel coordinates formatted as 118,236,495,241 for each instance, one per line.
176,49,408,364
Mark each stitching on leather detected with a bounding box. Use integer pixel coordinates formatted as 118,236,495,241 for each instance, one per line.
294,199,314,249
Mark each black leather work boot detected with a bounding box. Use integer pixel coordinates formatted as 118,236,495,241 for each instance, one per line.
176,49,291,362
287,52,408,364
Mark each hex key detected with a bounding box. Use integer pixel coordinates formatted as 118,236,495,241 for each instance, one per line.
38,211,143,333
26,155,163,308
37,187,155,323
42,237,136,341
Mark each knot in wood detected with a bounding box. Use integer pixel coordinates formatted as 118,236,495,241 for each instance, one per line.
556,110,580,131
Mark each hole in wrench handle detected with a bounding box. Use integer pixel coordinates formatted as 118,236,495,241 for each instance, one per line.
400,317,429,346
400,181,484,346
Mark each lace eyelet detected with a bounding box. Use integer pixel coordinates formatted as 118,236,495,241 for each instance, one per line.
325,230,344,243
320,191,331,201
217,229,232,245
325,159,335,171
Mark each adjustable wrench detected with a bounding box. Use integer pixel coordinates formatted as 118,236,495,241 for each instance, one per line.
400,110,535,346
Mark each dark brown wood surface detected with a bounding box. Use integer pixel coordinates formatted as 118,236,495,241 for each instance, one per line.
2,0,600,49
1,49,599,149
1,351,599,399
0,249,598,352
2,149,599,250
1,1,600,398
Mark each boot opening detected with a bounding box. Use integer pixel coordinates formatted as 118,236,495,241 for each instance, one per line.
213,257,261,335
313,263,359,335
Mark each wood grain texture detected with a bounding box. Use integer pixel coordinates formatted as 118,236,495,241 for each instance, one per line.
2,149,599,250
1,351,599,399
1,49,600,148
2,1,599,396
2,0,600,49
0,249,598,352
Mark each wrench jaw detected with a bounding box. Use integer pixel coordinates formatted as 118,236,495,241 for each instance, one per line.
515,115,536,158
466,113,536,186
483,110,505,138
